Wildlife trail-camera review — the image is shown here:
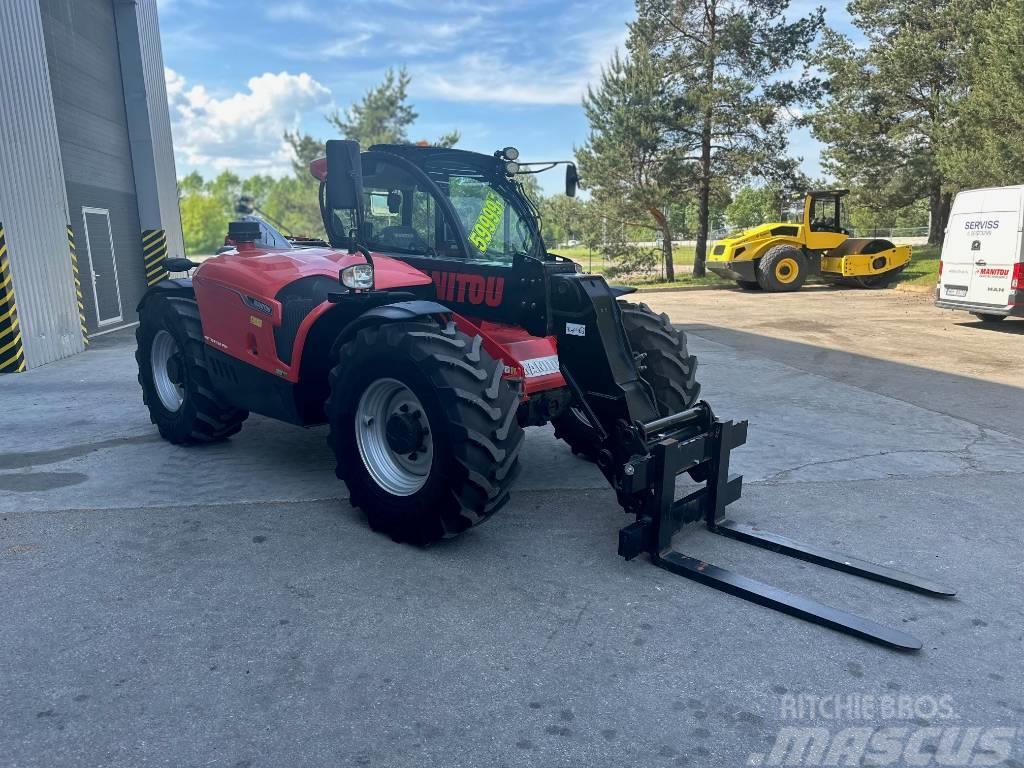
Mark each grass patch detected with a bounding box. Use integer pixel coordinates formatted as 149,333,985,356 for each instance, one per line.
897,245,940,286
549,245,697,273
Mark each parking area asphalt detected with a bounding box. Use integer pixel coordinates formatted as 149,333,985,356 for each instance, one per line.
2,287,1022,768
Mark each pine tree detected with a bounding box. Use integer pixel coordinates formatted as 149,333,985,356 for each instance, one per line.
938,0,1024,189
634,0,821,275
326,67,459,149
577,46,694,280
811,0,989,244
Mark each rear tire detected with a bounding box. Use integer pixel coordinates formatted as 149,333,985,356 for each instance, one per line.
327,320,524,545
136,294,248,444
973,313,1006,323
553,301,701,462
757,245,808,292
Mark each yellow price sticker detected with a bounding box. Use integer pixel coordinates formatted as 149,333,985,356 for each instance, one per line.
467,192,505,254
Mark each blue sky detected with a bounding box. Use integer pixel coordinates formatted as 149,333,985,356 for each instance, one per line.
157,0,857,195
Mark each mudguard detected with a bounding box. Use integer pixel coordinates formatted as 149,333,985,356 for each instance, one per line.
136,278,194,311
329,300,452,359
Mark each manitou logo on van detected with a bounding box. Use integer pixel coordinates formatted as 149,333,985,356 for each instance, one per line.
978,268,1010,277
964,220,1001,230
429,271,505,307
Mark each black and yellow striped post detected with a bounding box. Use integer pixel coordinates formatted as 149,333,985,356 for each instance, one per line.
0,223,27,373
67,224,88,345
142,228,169,286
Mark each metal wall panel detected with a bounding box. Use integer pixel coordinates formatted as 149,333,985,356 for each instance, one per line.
40,0,147,334
117,0,185,260
0,0,83,368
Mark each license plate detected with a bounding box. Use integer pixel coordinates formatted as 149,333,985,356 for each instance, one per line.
521,355,560,378
944,285,968,297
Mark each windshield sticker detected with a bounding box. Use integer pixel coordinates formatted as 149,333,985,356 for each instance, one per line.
467,191,505,254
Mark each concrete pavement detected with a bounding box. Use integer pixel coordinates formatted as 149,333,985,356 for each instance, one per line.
1,291,1022,767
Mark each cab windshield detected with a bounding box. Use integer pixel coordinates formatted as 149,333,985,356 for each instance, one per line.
417,151,542,265
329,147,544,265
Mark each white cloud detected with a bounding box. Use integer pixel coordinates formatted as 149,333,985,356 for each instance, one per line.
165,68,331,176
417,24,626,106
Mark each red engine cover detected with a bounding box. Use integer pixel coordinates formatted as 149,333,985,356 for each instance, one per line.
192,245,432,381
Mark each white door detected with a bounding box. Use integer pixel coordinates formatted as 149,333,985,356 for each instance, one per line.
82,207,123,326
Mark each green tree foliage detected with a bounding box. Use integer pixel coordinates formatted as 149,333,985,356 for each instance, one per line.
180,192,228,255
724,186,781,229
283,131,326,178
938,0,1024,189
633,0,822,275
326,67,459,148
577,45,693,280
810,0,985,245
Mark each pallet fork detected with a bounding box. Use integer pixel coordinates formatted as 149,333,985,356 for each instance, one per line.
550,274,955,651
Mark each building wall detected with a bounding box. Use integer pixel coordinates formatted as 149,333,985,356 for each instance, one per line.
117,0,185,261
40,0,148,335
0,0,84,367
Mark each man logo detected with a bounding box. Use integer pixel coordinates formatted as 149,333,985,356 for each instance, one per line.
971,240,981,251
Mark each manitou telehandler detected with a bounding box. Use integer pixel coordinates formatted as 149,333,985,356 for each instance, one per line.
137,141,952,650
707,190,912,291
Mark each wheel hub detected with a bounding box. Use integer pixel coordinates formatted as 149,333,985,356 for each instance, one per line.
385,408,427,455
166,354,184,386
355,378,433,496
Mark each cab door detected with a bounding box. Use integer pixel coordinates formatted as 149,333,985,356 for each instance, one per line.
804,195,848,251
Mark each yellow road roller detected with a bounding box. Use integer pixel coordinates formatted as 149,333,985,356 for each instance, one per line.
707,190,912,291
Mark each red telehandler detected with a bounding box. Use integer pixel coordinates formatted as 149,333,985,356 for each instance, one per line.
137,141,953,650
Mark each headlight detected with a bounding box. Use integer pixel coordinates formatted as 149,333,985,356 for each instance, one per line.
502,146,519,161
505,161,520,175
341,263,374,289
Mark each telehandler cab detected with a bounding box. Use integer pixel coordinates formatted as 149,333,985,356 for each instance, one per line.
137,141,952,650
707,189,912,291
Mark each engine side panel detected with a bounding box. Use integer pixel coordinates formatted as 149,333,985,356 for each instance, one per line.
193,245,433,382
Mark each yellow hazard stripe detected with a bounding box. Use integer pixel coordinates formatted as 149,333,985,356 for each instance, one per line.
142,229,164,246
0,329,22,356
66,224,88,346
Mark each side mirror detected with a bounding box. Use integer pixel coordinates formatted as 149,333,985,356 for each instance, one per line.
325,139,364,213
387,190,402,214
565,163,579,198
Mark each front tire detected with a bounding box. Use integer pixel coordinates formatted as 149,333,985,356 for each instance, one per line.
736,280,761,291
136,295,248,444
327,320,524,545
757,245,808,292
552,301,701,461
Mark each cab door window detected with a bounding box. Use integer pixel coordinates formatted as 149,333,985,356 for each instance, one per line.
810,197,840,232
360,159,441,257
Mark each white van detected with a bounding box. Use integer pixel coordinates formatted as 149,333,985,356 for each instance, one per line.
936,185,1024,322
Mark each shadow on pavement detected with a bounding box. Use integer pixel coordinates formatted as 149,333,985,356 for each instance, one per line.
681,323,1024,439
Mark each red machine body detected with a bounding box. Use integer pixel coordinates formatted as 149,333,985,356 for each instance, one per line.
191,242,565,403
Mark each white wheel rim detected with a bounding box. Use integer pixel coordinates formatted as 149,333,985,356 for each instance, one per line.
355,378,433,496
151,330,184,412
